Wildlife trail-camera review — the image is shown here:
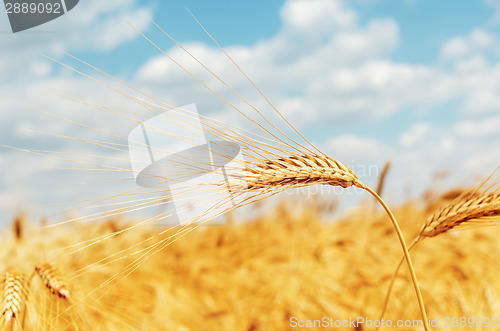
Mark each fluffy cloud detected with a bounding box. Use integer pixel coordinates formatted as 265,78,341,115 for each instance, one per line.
396,114,500,193
0,0,152,81
281,0,356,32
440,29,497,60
326,134,391,163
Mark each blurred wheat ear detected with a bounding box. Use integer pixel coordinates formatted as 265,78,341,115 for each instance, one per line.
1,271,28,328
11,214,25,242
35,263,70,300
375,159,391,197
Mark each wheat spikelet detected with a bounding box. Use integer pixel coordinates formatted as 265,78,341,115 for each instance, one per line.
1,271,28,324
419,193,500,238
35,263,70,300
228,154,365,191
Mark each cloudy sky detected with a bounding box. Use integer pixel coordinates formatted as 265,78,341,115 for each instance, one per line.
0,0,499,226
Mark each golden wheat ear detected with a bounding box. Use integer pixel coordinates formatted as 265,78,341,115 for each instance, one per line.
227,154,364,191
419,193,500,238
1,271,28,327
34,263,70,300
227,153,429,330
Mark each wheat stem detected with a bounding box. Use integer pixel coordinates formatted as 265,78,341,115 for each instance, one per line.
376,238,419,330
364,186,429,331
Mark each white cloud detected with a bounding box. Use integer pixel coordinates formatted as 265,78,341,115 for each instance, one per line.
326,134,391,161
454,55,488,72
395,116,499,193
72,8,152,52
440,29,496,60
440,38,469,59
281,0,357,32
454,115,500,137
0,0,153,81
29,61,52,78
400,122,432,147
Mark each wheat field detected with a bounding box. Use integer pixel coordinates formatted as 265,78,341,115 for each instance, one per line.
1,184,500,330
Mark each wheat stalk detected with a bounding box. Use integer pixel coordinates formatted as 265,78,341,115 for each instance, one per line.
1,271,28,325
35,263,70,300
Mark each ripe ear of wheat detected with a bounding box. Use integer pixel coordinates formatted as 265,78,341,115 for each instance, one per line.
228,154,364,191
419,193,500,238
1,271,28,324
35,263,70,300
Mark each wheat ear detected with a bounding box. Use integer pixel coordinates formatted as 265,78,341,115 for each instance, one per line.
1,271,28,325
35,263,70,300
377,188,500,329
229,154,429,330
419,193,500,237
229,154,366,190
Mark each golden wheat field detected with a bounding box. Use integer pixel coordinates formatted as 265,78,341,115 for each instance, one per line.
1,183,500,331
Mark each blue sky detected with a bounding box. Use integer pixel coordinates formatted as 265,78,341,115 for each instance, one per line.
0,0,499,225
355,1,495,63
76,1,496,71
